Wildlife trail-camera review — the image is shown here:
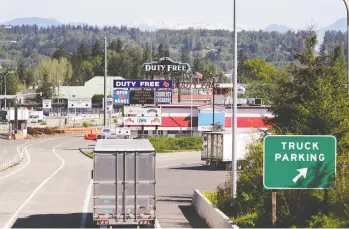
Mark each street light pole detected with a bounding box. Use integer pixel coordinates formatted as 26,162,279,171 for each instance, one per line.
231,0,238,199
343,0,349,93
104,37,107,127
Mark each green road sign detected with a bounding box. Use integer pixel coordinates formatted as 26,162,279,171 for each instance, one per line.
263,135,336,189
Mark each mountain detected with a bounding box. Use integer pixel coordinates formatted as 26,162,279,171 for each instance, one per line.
125,20,256,32
2,17,61,27
264,24,294,32
316,18,346,49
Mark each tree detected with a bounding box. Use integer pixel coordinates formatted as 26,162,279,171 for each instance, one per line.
52,47,69,60
91,40,103,58
240,58,279,83
157,44,164,59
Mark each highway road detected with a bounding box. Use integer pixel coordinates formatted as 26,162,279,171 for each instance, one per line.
0,136,228,228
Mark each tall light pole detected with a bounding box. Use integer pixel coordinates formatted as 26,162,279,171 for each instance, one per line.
104,37,107,127
231,0,238,199
343,0,349,93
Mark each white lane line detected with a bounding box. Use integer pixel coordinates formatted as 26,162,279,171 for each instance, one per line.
0,139,52,180
155,218,161,228
80,179,93,228
2,143,66,229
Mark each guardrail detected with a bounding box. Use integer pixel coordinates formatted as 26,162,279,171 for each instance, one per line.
192,189,239,228
0,144,25,171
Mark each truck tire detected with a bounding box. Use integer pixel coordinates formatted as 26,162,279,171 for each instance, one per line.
225,162,232,171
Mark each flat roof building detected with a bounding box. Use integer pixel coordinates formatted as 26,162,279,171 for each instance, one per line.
56,76,124,99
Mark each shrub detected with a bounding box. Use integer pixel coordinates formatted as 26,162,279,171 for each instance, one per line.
82,122,89,128
147,136,202,152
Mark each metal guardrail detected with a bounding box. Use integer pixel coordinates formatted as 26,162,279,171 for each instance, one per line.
0,144,25,171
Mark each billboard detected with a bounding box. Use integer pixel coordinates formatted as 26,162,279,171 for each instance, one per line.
124,107,161,116
155,90,172,104
42,99,52,109
68,98,92,108
143,57,191,74
113,90,130,104
123,117,162,126
198,112,225,131
129,90,155,104
114,80,172,89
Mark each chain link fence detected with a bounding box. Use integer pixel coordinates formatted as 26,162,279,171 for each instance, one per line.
0,144,25,171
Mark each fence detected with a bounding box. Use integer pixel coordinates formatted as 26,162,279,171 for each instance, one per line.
0,144,25,171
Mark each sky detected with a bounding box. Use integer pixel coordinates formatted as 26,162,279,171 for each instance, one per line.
0,0,346,30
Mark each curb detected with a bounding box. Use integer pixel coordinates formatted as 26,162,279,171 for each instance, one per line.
79,148,93,159
192,189,239,228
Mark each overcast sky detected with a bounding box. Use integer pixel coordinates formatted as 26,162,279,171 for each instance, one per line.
0,0,346,30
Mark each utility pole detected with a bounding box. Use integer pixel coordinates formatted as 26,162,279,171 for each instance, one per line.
104,37,107,127
231,0,238,199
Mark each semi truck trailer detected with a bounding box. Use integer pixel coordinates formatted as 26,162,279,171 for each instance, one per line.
201,129,265,170
92,139,156,227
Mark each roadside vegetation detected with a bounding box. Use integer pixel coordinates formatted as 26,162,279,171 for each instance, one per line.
203,29,349,228
148,136,202,153
27,127,65,137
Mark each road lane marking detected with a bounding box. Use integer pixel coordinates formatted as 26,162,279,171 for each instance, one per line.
2,143,66,229
0,139,53,180
80,179,93,228
155,218,161,228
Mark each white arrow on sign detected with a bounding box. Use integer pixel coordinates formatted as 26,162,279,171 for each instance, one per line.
292,168,308,183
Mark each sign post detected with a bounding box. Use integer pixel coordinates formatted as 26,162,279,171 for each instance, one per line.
263,135,337,189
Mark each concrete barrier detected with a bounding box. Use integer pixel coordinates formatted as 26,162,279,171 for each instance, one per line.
192,189,239,229
0,144,25,171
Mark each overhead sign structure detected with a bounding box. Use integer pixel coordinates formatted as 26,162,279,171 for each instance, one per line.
113,90,130,105
124,117,162,126
130,90,155,104
155,90,172,104
124,107,161,116
263,135,336,189
68,98,92,108
42,99,52,109
114,80,172,89
143,57,191,74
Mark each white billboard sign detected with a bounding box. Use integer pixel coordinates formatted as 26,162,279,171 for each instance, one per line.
124,107,161,116
123,117,162,126
42,99,52,109
68,98,92,108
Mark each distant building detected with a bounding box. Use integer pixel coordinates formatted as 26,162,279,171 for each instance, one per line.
55,76,124,99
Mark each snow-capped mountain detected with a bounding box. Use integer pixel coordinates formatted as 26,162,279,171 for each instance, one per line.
125,19,256,31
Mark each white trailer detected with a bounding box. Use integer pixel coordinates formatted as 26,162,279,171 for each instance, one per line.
201,129,265,170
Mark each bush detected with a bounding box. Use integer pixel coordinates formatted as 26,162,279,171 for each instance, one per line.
27,127,64,135
82,122,89,128
147,136,202,152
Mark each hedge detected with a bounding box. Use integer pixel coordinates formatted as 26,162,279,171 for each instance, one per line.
27,127,64,135
148,136,202,153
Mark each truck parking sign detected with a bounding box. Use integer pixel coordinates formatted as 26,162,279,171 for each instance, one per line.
263,135,336,189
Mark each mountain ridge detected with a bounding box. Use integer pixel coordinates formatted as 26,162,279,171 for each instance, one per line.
1,17,347,33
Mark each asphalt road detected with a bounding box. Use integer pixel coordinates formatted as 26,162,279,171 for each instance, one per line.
0,136,228,228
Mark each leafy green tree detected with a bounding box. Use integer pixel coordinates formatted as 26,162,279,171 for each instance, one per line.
52,47,69,60
91,40,104,58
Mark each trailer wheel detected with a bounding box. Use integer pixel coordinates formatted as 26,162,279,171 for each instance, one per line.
225,162,232,171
